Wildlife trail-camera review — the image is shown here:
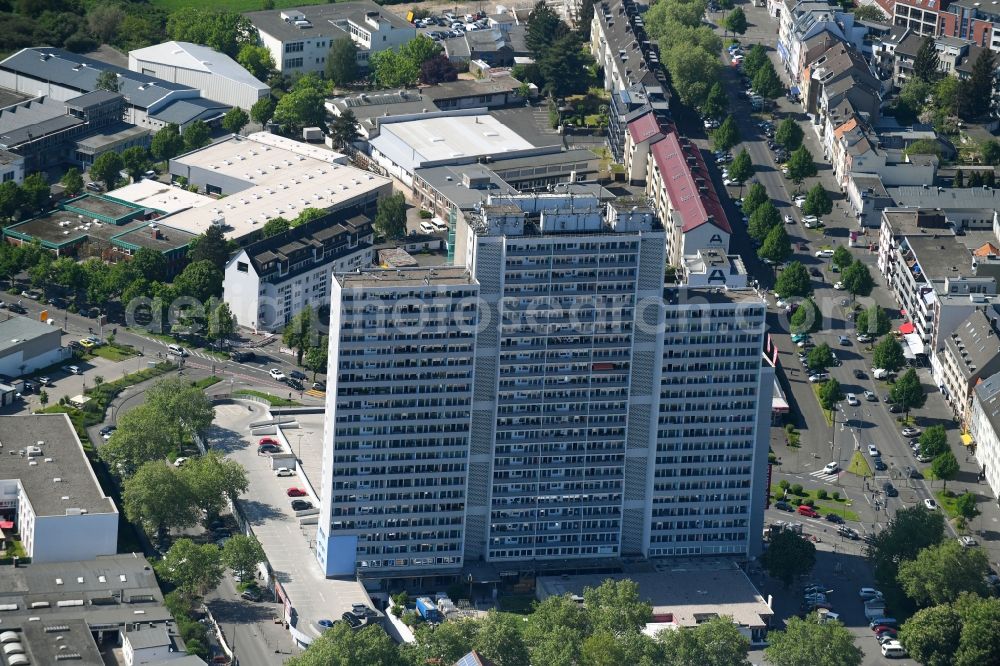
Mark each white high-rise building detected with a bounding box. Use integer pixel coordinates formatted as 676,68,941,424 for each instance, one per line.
317,194,772,578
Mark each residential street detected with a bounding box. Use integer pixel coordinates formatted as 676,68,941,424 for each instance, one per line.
700,2,1000,663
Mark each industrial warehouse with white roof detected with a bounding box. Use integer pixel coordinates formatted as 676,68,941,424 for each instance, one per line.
165,132,391,241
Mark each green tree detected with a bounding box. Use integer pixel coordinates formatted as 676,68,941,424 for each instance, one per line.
304,339,328,380
159,538,224,601
959,48,997,120
896,79,932,123
727,148,753,185
583,579,652,634
723,6,747,34
120,146,150,183
741,43,769,79
857,304,891,337
775,117,804,151
99,403,177,476
18,173,50,214
538,33,592,97
955,492,980,521
183,120,211,151
187,225,230,270
60,167,83,196
657,616,750,666
236,44,275,81
406,620,480,665
400,34,442,67
764,616,863,666
790,298,821,333
262,217,289,238
868,505,946,615
913,36,941,83
183,452,248,521
874,336,906,372
701,81,728,119
329,110,361,149
842,260,874,297
123,461,200,539
787,146,818,185
165,8,253,57
711,114,740,152
982,139,1000,166
931,450,960,490
283,305,314,365
90,151,123,191
145,376,217,444
807,343,834,371
663,46,722,109
526,0,567,57
293,208,325,227
774,261,812,298
250,96,277,127
0,181,23,222
802,183,832,216
934,75,962,116
898,538,989,606
761,530,817,586
818,377,844,411
741,182,768,217
287,623,404,666
222,107,249,135
151,124,185,161
374,192,406,240
326,37,358,85
899,604,962,666
208,299,236,343
853,4,887,21
369,49,420,88
95,69,120,92
748,200,780,242
474,610,530,666
831,246,852,271
759,224,792,264
955,595,1000,666
752,63,784,99
919,425,949,459
421,54,459,85
890,367,926,416
272,86,327,132
174,259,223,302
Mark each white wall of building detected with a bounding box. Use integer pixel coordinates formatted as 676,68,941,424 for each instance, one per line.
0,346,68,379
0,155,25,185
128,56,268,111
971,387,1000,502
31,512,118,563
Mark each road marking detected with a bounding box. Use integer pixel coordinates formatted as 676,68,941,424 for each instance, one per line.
809,470,839,483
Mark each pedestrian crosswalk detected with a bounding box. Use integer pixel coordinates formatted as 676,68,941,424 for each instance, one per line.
809,469,840,483
305,389,325,399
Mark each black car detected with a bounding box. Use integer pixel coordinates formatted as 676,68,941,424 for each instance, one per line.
873,458,888,471
838,526,859,540
287,378,304,391
8,304,26,314
240,588,262,602
258,444,281,454
341,611,363,629
289,370,307,380
312,381,326,391
825,513,845,524
230,350,255,362
99,425,117,437
774,500,794,512
290,499,313,511
883,482,898,497
853,368,866,379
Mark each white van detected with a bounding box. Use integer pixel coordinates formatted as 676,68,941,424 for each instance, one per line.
881,641,907,658
419,221,436,234
167,344,188,357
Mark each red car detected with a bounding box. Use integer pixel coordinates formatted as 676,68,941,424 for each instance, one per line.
872,625,895,635
797,505,819,518
286,488,307,497
258,437,279,447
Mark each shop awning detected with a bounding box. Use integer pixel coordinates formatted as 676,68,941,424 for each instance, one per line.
0,521,12,530
904,332,925,355
899,322,915,335
961,433,975,447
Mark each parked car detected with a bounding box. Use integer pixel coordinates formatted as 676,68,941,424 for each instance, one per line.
838,526,859,539
959,535,978,548
312,381,326,391
274,466,293,475
924,498,939,511
290,499,313,511
289,370,307,380
864,390,877,401
286,487,307,497
857,333,873,343
902,427,921,438
287,378,304,391
814,248,834,258
269,368,286,381
808,372,829,383
259,445,282,455
853,368,866,379
775,500,794,512
797,505,819,518
825,513,844,524
230,350,255,362
241,589,262,602
8,303,25,314
259,437,279,447
66,365,81,375
859,587,883,601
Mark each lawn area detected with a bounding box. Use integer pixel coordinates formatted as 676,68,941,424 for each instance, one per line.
934,490,961,519
190,375,222,390
233,389,300,406
151,0,330,11
846,450,871,477
89,343,139,362
810,384,834,426
771,486,859,521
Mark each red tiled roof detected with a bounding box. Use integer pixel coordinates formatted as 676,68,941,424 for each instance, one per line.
651,132,731,235
627,112,661,144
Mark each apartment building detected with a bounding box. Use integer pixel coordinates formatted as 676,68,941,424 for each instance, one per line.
317,266,478,576
247,1,415,75
875,0,945,37
936,308,1000,424
970,373,1000,501
222,209,374,332
317,191,771,579
590,0,670,161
